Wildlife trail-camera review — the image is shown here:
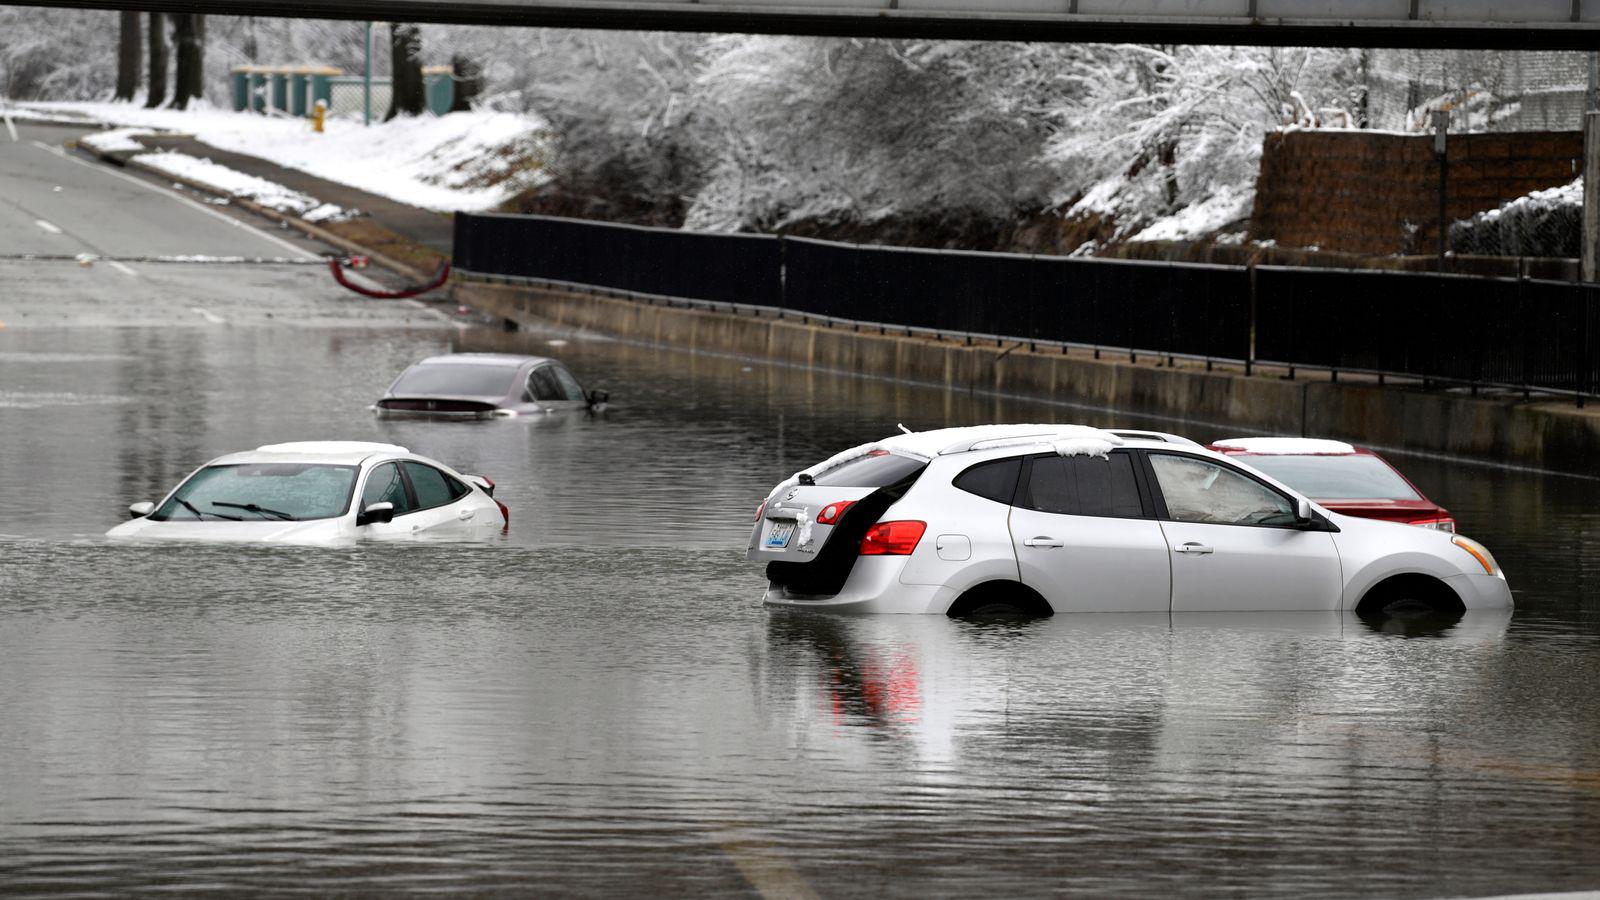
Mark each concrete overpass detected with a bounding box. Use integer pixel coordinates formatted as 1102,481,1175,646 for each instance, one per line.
11,0,1600,49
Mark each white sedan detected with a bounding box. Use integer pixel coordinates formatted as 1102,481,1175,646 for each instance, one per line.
747,425,1511,616
107,442,508,545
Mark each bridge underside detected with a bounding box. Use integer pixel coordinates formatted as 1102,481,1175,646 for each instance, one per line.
13,0,1600,49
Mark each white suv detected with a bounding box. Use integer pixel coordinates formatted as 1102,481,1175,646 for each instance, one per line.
747,425,1511,616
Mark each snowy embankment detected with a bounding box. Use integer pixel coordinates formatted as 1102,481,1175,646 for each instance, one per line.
24,101,548,213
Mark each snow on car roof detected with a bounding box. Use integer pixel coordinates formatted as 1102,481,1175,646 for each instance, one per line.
417,353,550,368
254,441,409,456
1213,437,1357,455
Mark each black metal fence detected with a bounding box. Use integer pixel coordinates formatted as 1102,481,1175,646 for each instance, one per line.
455,212,1600,399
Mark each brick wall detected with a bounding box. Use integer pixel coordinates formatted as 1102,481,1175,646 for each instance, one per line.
1248,129,1582,256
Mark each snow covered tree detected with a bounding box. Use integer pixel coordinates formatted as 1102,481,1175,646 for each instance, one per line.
0,7,118,100
386,23,425,119
1044,45,1360,244
686,37,1078,233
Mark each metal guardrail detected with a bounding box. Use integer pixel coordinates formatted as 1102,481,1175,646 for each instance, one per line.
454,214,1600,405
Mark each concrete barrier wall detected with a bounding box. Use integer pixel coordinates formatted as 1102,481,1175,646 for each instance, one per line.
457,281,1600,474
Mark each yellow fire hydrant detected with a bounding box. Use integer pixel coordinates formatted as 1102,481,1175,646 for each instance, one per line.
311,99,327,134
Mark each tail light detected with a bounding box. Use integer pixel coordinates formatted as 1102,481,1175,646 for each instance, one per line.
1411,516,1455,533
860,520,926,556
495,499,510,528
755,500,766,522
816,500,856,525
478,476,496,498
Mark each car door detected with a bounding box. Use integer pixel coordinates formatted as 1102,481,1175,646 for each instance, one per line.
528,364,587,411
1144,452,1342,612
356,460,419,541
1008,451,1172,613
398,461,483,535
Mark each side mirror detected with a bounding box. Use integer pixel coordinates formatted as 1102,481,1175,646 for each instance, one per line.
587,388,609,408
1295,498,1314,525
357,501,395,526
128,501,154,519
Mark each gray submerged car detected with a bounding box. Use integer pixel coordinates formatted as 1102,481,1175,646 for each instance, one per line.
375,353,608,418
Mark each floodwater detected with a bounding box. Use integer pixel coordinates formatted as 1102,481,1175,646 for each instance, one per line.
2,315,1598,898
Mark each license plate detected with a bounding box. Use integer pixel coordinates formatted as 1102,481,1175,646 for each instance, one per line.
764,521,795,549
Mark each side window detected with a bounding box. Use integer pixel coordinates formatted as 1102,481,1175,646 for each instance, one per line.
551,366,587,402
1148,454,1296,527
953,457,1021,504
361,462,413,513
1019,453,1144,518
527,367,563,402
403,462,465,510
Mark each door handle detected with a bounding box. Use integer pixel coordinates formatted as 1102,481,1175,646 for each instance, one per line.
1175,542,1213,555
458,508,475,521
1024,536,1065,549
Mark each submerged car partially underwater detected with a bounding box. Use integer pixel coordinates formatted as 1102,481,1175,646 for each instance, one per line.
748,424,1511,617
107,441,508,545
375,353,607,418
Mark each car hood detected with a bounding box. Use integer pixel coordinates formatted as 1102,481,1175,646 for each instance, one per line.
106,517,351,545
1318,498,1446,520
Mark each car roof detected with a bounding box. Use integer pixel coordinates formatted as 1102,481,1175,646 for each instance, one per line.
1211,437,1364,456
207,441,411,466
847,425,1204,463
414,353,554,368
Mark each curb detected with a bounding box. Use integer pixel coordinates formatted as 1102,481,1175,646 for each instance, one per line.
76,140,437,286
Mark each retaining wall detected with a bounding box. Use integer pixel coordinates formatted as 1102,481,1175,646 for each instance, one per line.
1250,129,1583,256
456,281,1600,475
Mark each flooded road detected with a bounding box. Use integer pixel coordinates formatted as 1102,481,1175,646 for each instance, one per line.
2,311,1599,897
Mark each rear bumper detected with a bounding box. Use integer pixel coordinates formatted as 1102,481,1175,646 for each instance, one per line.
762,556,954,614
1446,572,1513,610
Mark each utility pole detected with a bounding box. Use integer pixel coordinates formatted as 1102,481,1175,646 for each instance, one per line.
1585,52,1599,283
1434,108,1449,272
363,21,373,127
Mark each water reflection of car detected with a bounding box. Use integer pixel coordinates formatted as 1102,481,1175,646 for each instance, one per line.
1210,437,1454,532
747,424,1510,617
374,353,607,418
107,441,508,545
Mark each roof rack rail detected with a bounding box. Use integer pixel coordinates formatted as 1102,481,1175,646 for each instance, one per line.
1106,430,1202,448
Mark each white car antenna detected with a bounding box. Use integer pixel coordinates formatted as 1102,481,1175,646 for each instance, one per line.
897,423,913,435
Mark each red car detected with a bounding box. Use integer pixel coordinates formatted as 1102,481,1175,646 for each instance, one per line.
1209,438,1455,532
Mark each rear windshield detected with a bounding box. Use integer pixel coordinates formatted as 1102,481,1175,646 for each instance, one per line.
812,450,925,488
1237,454,1421,501
390,363,518,398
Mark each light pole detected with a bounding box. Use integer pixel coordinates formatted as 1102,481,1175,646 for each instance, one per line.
363,21,373,127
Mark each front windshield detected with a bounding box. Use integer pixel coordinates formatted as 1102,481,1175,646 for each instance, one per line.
151,464,360,522
1238,454,1422,501
389,363,519,398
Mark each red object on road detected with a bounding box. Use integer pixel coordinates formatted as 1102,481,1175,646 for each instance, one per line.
1210,438,1456,532
328,256,449,299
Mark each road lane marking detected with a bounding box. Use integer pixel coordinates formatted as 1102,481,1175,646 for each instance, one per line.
33,219,61,234
107,260,137,277
189,307,226,325
30,142,319,260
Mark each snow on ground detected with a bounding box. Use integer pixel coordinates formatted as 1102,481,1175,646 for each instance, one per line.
23,101,548,213
79,128,153,154
132,150,336,218
1126,185,1255,244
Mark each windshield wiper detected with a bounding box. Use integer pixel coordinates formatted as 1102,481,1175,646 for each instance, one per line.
211,501,295,521
175,498,240,521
